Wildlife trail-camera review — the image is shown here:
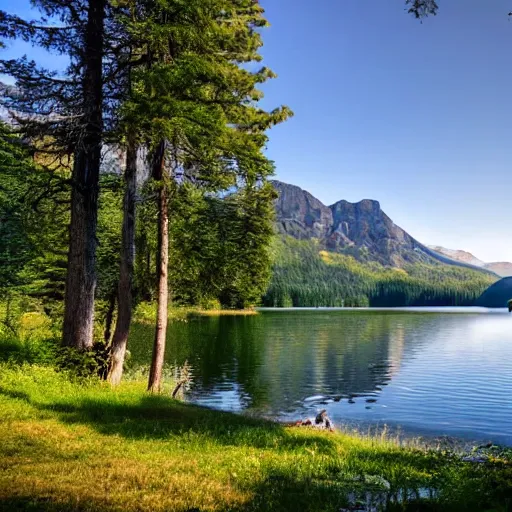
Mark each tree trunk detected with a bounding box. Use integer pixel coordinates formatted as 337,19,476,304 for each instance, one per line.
107,136,137,385
103,291,116,344
62,0,106,350
148,140,169,393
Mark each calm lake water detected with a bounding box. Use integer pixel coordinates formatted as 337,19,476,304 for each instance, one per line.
130,308,512,445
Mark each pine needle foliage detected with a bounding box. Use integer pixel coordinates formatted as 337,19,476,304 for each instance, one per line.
264,237,497,308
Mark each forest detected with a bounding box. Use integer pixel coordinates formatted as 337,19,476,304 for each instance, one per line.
264,237,496,308
1,127,276,316
0,0,290,389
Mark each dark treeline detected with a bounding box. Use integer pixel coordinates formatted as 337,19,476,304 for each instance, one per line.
264,237,496,308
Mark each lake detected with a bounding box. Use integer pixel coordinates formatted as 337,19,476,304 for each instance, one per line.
129,308,512,445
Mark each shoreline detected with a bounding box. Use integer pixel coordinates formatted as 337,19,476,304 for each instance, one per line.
257,306,509,314
133,304,259,324
207,405,512,452
187,309,259,317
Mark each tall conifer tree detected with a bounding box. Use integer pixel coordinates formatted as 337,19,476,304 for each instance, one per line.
0,0,109,350
116,0,292,391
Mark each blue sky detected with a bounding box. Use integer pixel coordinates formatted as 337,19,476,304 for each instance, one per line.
1,0,511,261
259,0,512,262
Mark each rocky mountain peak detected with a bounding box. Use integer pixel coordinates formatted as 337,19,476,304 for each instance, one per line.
331,198,381,211
271,180,496,274
271,180,333,240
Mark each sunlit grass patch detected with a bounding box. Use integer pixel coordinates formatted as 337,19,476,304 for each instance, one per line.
187,309,258,317
133,303,258,325
0,362,511,511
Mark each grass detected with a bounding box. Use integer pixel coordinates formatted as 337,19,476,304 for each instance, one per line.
133,303,258,325
0,358,511,512
187,309,258,317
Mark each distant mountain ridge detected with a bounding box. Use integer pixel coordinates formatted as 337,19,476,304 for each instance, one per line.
271,180,495,276
485,262,512,277
427,246,485,267
428,246,512,277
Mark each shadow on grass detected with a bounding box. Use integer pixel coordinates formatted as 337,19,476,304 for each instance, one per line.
0,486,443,512
0,385,335,453
231,470,449,512
2,387,511,511
0,497,104,512
0,341,29,364
0,338,56,366
234,467,512,512
0,485,505,512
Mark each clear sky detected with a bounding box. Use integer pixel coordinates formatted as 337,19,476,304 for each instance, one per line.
259,0,512,262
1,0,511,262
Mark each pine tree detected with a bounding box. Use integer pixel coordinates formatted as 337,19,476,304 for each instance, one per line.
0,1,110,350
216,183,276,308
167,182,275,309
62,0,107,350
405,0,439,18
107,134,138,383
116,0,292,391
0,122,71,317
0,123,37,291
106,0,142,383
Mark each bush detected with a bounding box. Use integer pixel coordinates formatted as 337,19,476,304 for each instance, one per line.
198,297,221,311
0,336,58,365
55,343,110,380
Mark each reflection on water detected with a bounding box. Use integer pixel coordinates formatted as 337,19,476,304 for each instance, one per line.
129,309,512,445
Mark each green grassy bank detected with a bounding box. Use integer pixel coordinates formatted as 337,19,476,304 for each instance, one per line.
132,303,258,325
0,304,511,512
1,357,511,512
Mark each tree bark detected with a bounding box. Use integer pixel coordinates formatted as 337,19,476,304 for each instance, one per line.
148,140,169,393
103,291,116,344
107,136,137,385
62,0,106,350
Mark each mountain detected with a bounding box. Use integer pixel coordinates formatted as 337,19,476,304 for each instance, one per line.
427,246,485,267
267,181,497,307
428,246,512,277
484,262,512,277
272,180,495,275
475,277,512,308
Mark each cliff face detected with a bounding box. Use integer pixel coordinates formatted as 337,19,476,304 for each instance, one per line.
327,198,426,266
271,180,496,271
272,181,333,240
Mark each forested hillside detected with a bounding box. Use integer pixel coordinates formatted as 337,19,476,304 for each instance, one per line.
263,237,497,307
